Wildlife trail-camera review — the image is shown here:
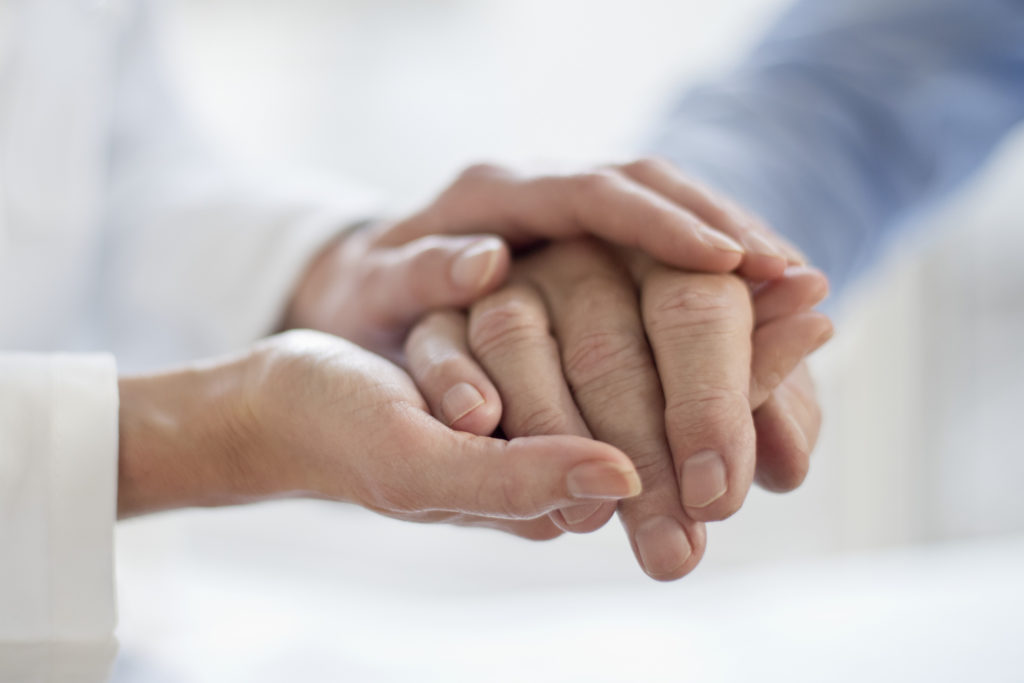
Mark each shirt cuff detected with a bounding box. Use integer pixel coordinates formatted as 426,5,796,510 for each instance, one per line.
0,353,119,646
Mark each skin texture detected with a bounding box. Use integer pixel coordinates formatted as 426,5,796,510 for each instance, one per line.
117,330,643,534
116,158,828,577
404,240,831,580
283,159,829,580
283,159,803,361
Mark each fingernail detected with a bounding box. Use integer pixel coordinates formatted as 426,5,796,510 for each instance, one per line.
698,226,745,255
745,231,787,260
561,503,603,526
681,450,728,509
566,462,642,500
635,516,692,579
441,382,485,425
450,237,503,290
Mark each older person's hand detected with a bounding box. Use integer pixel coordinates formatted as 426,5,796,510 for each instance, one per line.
284,159,802,360
116,330,641,538
404,239,831,579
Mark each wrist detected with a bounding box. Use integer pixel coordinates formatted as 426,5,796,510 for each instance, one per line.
117,353,275,518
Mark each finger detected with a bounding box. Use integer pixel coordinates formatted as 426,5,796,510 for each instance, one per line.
404,310,502,435
467,284,618,532
523,240,706,580
749,311,833,408
754,363,822,493
361,233,510,332
753,266,830,324
618,158,803,280
642,269,756,522
380,163,746,272
378,413,642,519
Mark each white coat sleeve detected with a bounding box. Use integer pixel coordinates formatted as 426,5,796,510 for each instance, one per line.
0,353,119,681
100,1,379,367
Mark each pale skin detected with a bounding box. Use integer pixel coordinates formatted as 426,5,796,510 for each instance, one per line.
117,159,830,580
117,330,644,528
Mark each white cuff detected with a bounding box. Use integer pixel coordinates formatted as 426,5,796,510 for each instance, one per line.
0,353,118,647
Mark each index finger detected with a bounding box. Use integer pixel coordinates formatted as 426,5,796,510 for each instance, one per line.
618,157,806,279
378,163,746,272
641,268,757,522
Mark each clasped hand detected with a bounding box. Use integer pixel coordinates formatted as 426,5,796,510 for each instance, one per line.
118,159,831,582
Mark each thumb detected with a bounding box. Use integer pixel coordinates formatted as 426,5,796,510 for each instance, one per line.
363,234,510,331
407,421,642,519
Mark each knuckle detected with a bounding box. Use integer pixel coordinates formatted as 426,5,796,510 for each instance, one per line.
573,169,625,199
647,275,750,331
468,294,548,359
664,386,750,443
404,314,467,372
563,328,648,395
632,450,674,481
417,354,468,391
511,404,572,437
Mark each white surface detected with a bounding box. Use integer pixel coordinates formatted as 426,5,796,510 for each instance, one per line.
109,2,1024,679
113,533,1024,682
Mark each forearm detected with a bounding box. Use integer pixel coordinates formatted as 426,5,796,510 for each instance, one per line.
117,355,287,518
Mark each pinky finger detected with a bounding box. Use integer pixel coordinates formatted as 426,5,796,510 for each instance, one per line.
753,363,822,493
405,310,502,435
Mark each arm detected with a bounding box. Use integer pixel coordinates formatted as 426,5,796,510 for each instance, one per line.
651,0,1024,293
115,330,641,534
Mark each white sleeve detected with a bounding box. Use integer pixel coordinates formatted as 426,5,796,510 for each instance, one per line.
0,353,119,681
100,1,379,367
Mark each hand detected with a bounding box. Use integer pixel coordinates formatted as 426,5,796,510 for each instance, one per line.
115,330,642,539
285,159,802,358
403,239,831,579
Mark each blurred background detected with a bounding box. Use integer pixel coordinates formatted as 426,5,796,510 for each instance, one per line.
112,0,1024,680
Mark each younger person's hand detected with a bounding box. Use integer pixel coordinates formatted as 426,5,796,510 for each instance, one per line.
284,159,802,358
116,330,641,540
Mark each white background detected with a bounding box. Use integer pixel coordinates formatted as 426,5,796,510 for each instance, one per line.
113,1,1024,680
